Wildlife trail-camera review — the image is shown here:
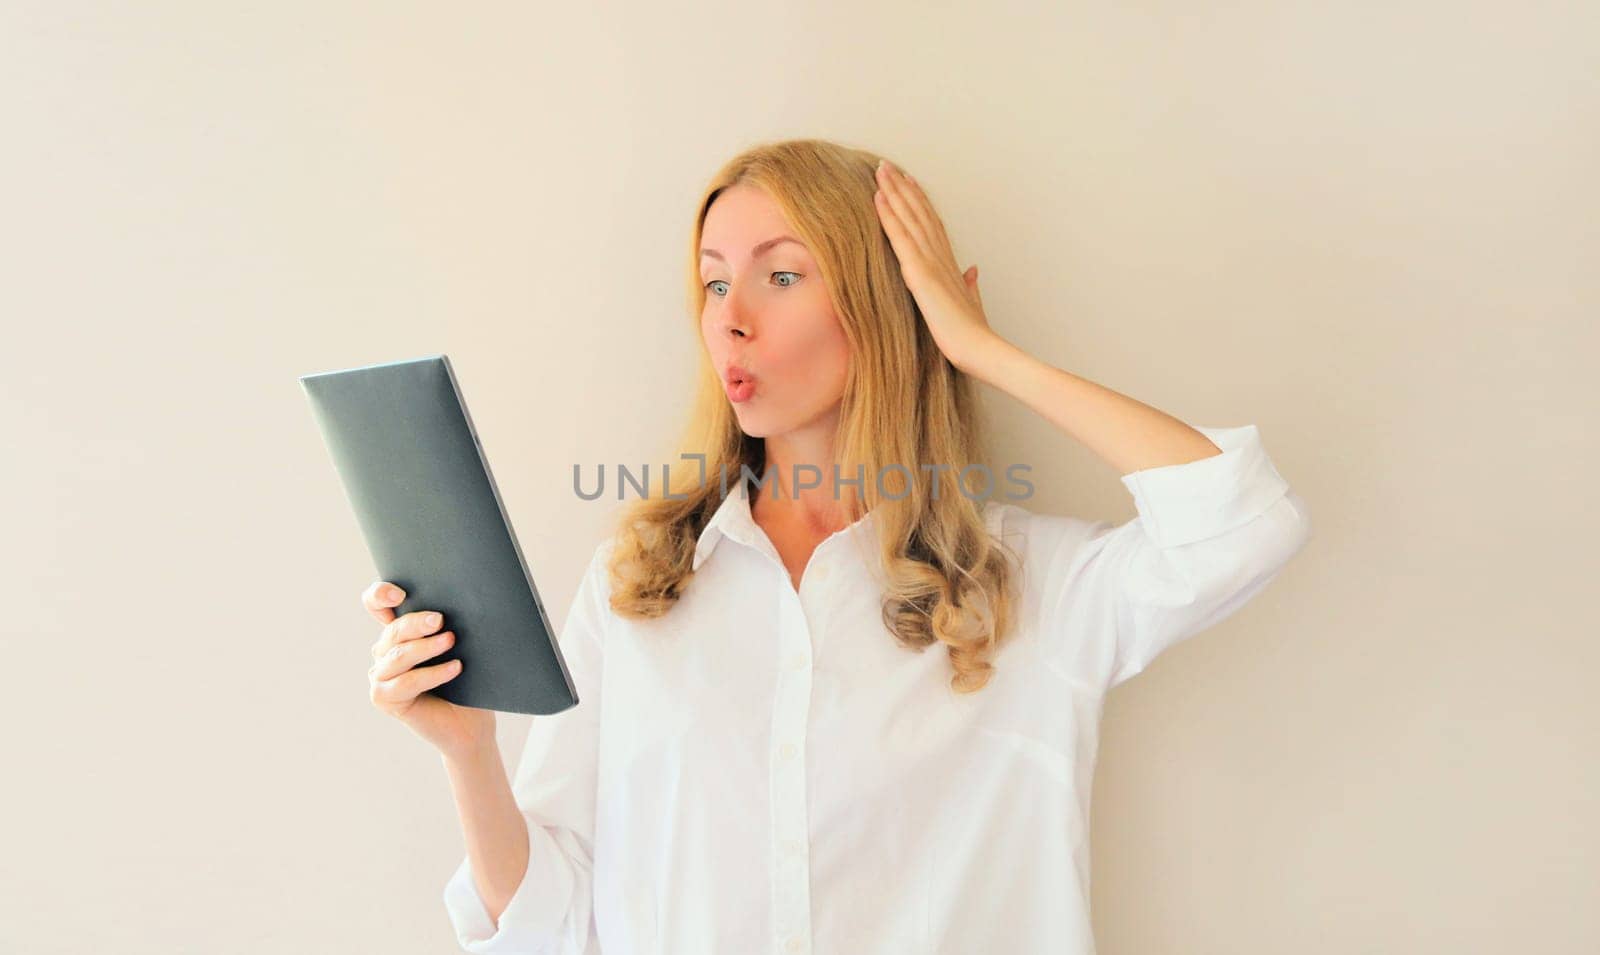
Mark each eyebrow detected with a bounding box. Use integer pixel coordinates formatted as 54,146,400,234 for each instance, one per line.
699,235,804,263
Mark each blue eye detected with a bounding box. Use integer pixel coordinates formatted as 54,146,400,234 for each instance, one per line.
704,272,802,297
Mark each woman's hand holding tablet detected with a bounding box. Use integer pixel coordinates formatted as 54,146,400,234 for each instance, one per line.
364,579,496,761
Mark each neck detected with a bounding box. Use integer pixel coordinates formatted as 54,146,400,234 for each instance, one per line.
753,431,857,536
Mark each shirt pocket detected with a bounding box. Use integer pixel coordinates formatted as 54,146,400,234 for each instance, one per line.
939,637,1097,799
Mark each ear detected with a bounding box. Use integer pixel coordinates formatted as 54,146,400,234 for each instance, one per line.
964,265,982,306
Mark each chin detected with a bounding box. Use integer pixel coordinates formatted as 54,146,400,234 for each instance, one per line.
731,406,779,440
735,418,773,439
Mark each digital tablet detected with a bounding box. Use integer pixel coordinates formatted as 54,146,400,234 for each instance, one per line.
299,354,577,716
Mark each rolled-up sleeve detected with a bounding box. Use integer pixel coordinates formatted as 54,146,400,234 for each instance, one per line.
441,541,612,954
1038,424,1313,692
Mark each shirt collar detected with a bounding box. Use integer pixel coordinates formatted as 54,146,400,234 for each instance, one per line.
692,475,758,572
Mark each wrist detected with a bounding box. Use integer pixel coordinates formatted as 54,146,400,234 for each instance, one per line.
441,734,500,770
955,332,1020,382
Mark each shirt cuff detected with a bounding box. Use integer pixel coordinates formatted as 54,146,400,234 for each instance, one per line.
1117,424,1291,549
442,855,502,944
441,813,578,952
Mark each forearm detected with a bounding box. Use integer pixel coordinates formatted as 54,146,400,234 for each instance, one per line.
442,740,530,929
960,335,1223,477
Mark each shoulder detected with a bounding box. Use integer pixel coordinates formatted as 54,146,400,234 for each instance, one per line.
978,499,1133,615
591,534,619,568
565,536,621,626
981,499,1115,565
586,536,621,595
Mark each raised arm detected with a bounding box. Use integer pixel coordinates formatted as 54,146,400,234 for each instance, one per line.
872,156,1313,687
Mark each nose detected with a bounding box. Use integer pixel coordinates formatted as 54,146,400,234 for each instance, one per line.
720,288,751,340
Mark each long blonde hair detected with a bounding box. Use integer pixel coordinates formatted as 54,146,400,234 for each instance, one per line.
604,137,1021,694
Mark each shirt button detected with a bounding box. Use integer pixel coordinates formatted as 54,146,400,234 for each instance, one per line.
787,653,809,671
786,936,804,953
812,565,829,583
779,742,798,760
783,838,805,856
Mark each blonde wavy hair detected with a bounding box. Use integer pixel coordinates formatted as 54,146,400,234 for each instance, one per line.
604,137,1021,694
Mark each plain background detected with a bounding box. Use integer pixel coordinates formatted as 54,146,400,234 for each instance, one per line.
3,1,1594,952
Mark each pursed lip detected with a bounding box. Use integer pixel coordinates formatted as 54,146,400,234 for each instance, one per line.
723,363,757,385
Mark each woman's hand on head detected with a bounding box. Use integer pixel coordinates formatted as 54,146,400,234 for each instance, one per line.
873,158,1001,373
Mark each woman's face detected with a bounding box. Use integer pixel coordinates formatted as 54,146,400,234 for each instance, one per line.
699,183,850,440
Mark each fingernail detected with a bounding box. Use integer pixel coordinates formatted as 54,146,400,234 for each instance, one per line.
426,612,441,627
386,587,403,602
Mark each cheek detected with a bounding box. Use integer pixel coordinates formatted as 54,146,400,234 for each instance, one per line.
819,324,851,389
772,304,849,382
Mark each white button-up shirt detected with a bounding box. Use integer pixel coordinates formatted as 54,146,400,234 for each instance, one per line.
443,423,1313,953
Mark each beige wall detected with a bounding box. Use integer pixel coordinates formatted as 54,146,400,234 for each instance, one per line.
3,1,1594,952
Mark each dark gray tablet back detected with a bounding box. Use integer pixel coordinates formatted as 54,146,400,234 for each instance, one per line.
299,354,577,716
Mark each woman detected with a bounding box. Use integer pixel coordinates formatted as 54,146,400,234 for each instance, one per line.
364,138,1313,953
